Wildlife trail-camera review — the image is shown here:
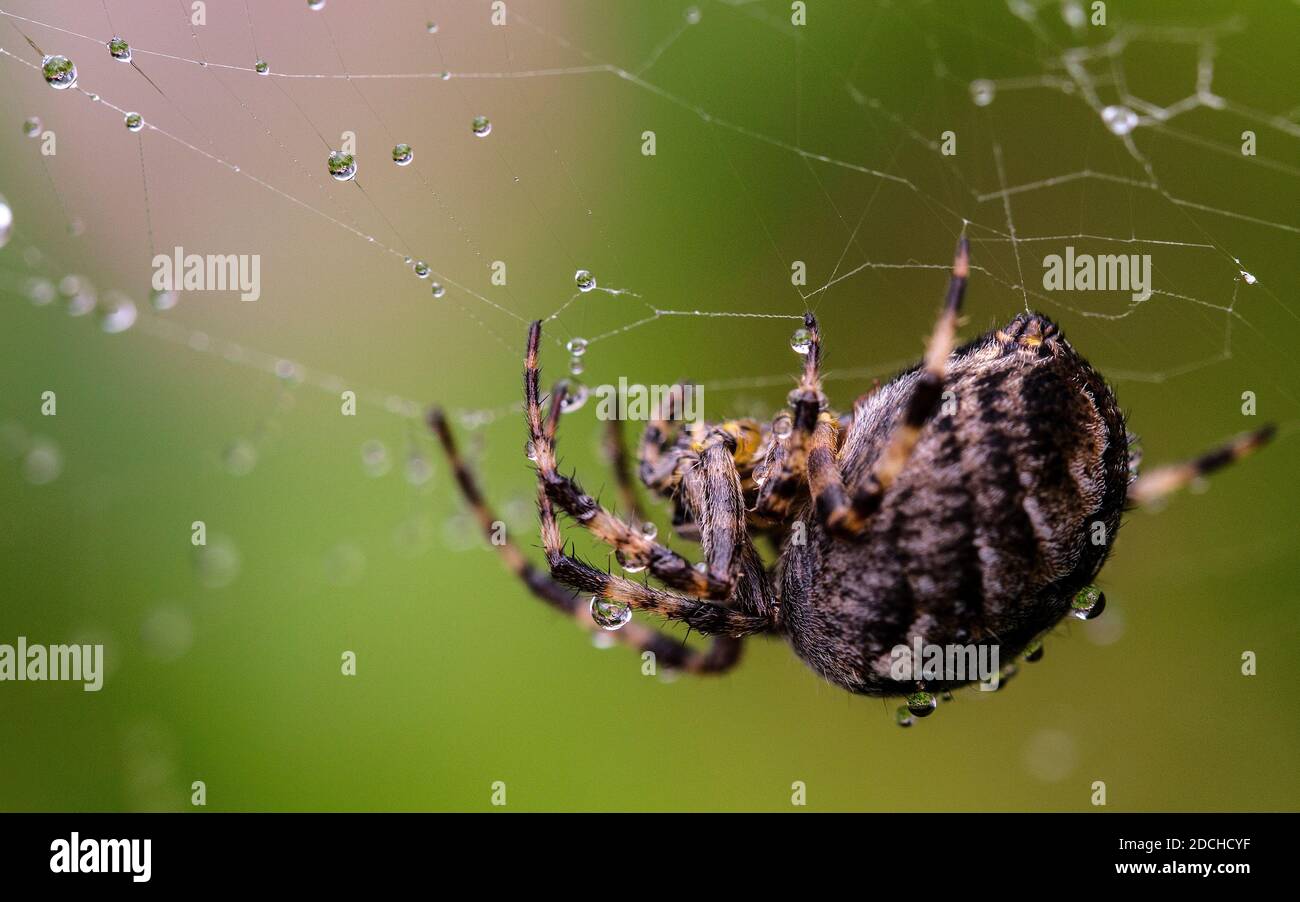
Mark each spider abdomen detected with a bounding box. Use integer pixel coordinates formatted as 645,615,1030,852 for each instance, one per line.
778,314,1129,696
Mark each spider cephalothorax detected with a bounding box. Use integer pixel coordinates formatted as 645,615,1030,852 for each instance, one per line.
431,240,1273,714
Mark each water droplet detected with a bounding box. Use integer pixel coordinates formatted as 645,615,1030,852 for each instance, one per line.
26,277,56,306
790,327,812,355
440,71,451,81
22,437,62,485
969,79,995,107
275,359,302,385
684,6,702,24
1241,270,1257,285
640,521,658,541
559,380,589,413
124,112,143,132
98,292,138,333
1100,105,1138,136
895,706,914,728
772,414,793,439
0,195,11,249
413,260,430,278
590,596,632,630
254,59,269,76
108,36,132,62
307,0,325,9
566,337,589,357
906,691,937,718
392,143,413,166
141,605,194,661
192,534,241,588
324,543,367,586
42,55,77,90
361,439,391,477
616,550,647,574
22,116,41,137
426,22,439,34
1070,585,1106,620
524,439,538,462
222,439,257,476
327,150,356,182
574,269,596,292
1024,639,1044,662
405,451,433,486
150,287,178,311
568,356,584,376
471,115,492,137
940,690,954,702
430,282,445,298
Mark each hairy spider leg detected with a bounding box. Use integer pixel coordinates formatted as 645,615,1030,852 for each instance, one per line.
813,237,970,537
429,406,749,672
1129,424,1276,507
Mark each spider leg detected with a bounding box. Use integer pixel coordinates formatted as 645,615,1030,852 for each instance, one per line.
1129,424,1275,507
603,416,648,525
818,237,969,535
752,311,826,522
680,427,778,620
525,322,732,600
429,408,749,672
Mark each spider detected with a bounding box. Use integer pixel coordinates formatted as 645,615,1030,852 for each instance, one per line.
429,239,1273,711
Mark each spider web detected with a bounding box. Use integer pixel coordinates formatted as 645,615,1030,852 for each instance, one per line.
1,0,1297,540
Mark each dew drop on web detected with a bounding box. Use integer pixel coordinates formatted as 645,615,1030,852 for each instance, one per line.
1100,105,1138,136
42,55,77,90
789,327,812,355
969,79,995,107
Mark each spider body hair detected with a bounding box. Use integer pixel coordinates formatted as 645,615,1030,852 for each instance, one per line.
779,312,1128,695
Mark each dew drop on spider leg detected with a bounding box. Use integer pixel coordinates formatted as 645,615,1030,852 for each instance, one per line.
640,521,658,541
42,55,78,90
615,550,646,574
524,440,538,462
906,691,937,718
895,706,914,728
968,79,995,107
1100,105,1138,136
590,596,632,631
772,414,793,439
1070,586,1106,620
566,337,588,357
574,269,596,293
790,327,813,355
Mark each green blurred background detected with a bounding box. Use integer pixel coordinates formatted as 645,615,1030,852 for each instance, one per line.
1,0,1296,811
